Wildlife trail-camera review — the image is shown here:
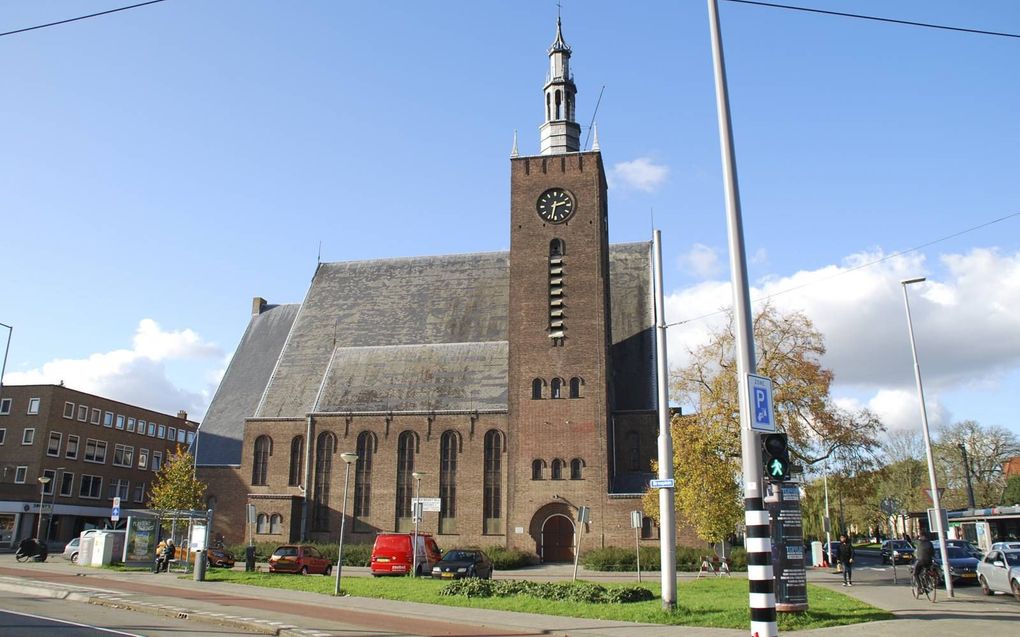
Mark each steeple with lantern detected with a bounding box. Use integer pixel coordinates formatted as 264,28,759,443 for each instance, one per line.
539,15,580,155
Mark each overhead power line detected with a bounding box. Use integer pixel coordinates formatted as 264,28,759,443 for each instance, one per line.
724,0,1020,40
666,210,1020,328
0,0,167,38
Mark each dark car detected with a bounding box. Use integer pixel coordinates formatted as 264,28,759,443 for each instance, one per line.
881,539,915,564
431,549,494,580
206,547,236,568
268,545,332,575
824,542,841,566
932,545,980,584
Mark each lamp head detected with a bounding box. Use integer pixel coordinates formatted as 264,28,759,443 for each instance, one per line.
411,471,425,480
340,452,359,464
901,277,926,285
37,476,51,485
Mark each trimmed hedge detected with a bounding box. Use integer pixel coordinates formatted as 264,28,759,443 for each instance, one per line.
439,578,654,603
225,541,373,566
483,545,538,569
582,546,746,572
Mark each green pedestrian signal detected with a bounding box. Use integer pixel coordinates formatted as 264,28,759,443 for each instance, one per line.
761,433,791,482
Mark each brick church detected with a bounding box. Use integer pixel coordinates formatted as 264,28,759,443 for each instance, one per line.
197,18,663,561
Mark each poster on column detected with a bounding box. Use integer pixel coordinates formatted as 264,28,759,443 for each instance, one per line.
765,483,808,611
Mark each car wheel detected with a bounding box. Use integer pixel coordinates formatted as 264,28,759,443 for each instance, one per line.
71,552,79,564
1012,579,1020,603
324,565,332,576
300,566,309,575
979,575,993,596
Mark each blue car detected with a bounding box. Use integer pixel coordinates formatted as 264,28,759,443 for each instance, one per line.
932,544,980,585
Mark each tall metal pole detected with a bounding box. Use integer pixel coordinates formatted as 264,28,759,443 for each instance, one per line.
411,471,424,577
652,230,677,610
958,444,976,509
46,468,65,542
0,322,11,410
823,468,832,565
706,1,775,634
901,278,954,597
334,452,358,596
36,477,50,538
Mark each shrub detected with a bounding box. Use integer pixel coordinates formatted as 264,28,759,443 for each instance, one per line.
483,545,537,570
438,578,653,604
223,541,372,566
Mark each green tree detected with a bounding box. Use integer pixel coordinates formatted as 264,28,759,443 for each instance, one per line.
1002,475,1020,505
642,414,742,544
147,447,206,513
934,420,1020,509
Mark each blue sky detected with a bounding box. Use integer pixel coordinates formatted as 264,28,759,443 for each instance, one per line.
3,1,1019,443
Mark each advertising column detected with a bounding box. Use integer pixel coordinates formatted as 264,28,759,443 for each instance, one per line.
766,482,808,611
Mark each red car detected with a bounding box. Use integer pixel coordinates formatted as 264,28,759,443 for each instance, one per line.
370,532,442,577
268,545,333,575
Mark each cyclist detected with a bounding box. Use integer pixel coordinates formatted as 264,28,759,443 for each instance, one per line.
912,531,934,589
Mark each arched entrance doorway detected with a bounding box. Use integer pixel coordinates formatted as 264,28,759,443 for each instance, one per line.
541,514,575,562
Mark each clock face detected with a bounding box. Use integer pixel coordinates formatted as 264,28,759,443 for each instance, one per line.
536,188,575,223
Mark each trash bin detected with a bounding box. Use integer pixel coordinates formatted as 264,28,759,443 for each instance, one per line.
245,545,255,572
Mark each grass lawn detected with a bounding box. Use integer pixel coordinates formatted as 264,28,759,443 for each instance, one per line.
200,571,891,631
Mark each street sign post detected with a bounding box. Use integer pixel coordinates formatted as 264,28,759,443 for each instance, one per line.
631,510,643,583
747,374,777,432
649,478,675,489
111,496,121,522
411,497,441,512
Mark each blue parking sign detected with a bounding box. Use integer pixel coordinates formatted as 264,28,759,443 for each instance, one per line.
747,374,776,432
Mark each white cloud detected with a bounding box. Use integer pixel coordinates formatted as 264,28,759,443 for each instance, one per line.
678,243,722,278
663,247,1020,431
611,157,669,192
6,319,222,421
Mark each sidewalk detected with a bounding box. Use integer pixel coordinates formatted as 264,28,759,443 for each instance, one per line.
0,556,1016,637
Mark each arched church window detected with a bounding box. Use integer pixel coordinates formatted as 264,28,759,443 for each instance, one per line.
483,430,504,534
570,458,584,480
569,377,582,398
270,513,283,534
532,378,544,400
354,431,376,530
395,431,418,530
252,435,272,486
531,459,545,480
546,92,551,121
312,431,335,532
551,378,563,399
256,513,268,534
627,431,641,472
551,458,564,480
288,435,303,486
439,430,459,534
550,239,565,257
555,89,562,119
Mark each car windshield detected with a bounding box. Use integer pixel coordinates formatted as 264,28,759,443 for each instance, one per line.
1004,551,1020,565
444,551,474,561
943,547,969,559
273,547,298,557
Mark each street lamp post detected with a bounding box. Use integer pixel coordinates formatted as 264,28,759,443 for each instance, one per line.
45,467,66,542
0,322,11,412
901,277,954,597
957,443,976,509
411,471,425,578
333,452,359,596
36,476,51,538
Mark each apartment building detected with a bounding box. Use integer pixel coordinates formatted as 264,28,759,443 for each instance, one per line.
0,384,198,549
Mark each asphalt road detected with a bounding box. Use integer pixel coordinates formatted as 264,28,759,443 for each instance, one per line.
0,590,260,637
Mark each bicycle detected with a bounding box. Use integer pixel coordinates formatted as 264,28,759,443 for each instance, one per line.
911,564,939,602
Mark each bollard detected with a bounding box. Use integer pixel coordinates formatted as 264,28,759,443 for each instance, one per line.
245,545,256,572
194,550,208,581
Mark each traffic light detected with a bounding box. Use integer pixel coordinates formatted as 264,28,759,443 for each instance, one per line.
761,433,791,482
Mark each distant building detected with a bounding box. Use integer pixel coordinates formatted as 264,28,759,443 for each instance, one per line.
0,384,198,549
196,18,689,560
1003,456,1020,479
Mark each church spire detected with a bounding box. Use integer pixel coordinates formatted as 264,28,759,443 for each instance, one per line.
539,14,580,155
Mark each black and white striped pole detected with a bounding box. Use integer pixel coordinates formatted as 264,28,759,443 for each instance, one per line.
707,0,778,635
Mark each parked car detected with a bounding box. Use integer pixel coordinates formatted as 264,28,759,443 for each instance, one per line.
268,545,332,575
990,541,1020,552
431,549,494,580
823,542,841,566
937,539,983,559
62,537,81,563
370,532,442,577
932,544,981,584
206,547,236,568
880,539,915,564
976,549,1020,601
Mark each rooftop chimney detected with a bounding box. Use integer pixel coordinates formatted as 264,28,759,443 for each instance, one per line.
177,410,188,421
252,297,267,316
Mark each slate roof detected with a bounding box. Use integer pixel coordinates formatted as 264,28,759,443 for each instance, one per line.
314,342,509,413
197,303,299,465
199,243,655,466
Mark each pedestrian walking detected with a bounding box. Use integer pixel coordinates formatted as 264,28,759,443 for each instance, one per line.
837,534,854,586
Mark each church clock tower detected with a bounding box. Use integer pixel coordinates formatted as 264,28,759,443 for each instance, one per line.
507,17,615,559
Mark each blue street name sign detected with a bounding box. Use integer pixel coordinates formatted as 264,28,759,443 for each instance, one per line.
649,478,675,489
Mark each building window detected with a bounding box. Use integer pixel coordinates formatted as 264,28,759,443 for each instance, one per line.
312,432,336,532
570,458,584,480
395,431,417,530
288,435,304,487
353,431,376,531
256,513,268,534
84,439,107,463
147,422,156,437
115,415,125,430
60,472,74,497
28,398,40,415
531,378,544,399
46,431,62,456
65,434,79,459
0,428,5,444
550,378,563,399
133,482,145,503
108,479,130,500
627,431,641,472
641,516,658,540
90,408,101,425
483,430,503,534
168,426,176,441
0,398,11,414
439,430,458,534
550,238,565,257
127,418,136,433
531,459,545,480
14,466,27,483
77,405,88,421
137,420,146,435
113,444,134,467
569,377,582,398
186,431,194,445
80,475,102,499
41,469,56,495
63,402,75,419
206,495,217,510
551,458,564,480
270,514,283,534
138,449,149,470
102,411,113,427
22,428,35,445
252,435,272,485
157,424,166,439
152,451,162,471
177,429,186,444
